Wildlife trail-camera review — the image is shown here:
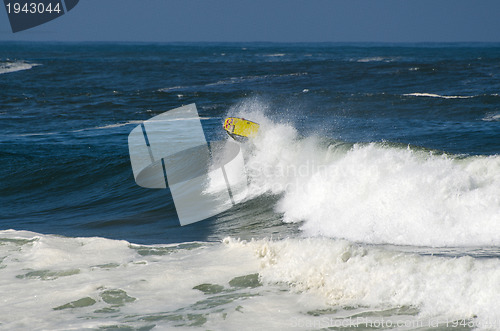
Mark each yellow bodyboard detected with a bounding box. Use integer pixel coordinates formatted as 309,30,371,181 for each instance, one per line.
223,117,260,140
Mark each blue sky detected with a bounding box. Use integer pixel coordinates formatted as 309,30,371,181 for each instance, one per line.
1,0,500,43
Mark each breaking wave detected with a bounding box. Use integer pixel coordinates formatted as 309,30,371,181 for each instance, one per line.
0,60,40,75
403,93,474,99
230,100,500,247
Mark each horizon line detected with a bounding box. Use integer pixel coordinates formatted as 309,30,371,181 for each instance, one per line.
2,40,500,45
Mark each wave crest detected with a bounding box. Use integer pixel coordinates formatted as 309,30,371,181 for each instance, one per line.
236,101,500,247
0,61,40,75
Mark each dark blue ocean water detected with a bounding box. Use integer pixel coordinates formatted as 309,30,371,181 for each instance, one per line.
1,42,499,244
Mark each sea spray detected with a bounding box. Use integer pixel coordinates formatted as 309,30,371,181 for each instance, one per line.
233,102,500,246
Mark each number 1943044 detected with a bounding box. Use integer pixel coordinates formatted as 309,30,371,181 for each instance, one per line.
6,2,62,14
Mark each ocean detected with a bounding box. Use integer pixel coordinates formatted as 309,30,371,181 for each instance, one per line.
1,42,499,330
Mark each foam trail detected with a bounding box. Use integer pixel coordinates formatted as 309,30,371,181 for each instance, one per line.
234,100,500,247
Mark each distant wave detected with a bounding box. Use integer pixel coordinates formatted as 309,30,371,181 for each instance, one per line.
158,73,307,92
10,118,218,137
262,53,286,57
0,61,40,75
74,120,145,132
482,112,500,122
12,132,59,137
355,56,399,63
158,85,188,92
403,93,474,99
205,73,306,87
76,117,214,131
12,121,145,137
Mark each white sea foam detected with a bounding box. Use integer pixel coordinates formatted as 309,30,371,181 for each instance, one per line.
403,93,474,99
355,57,398,63
0,230,260,330
231,100,500,247
254,237,500,329
1,231,499,330
0,61,40,74
482,112,500,122
13,132,59,137
157,85,187,92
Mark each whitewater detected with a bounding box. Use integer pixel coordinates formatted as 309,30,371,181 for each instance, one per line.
1,231,500,330
2,42,500,330
234,103,500,247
